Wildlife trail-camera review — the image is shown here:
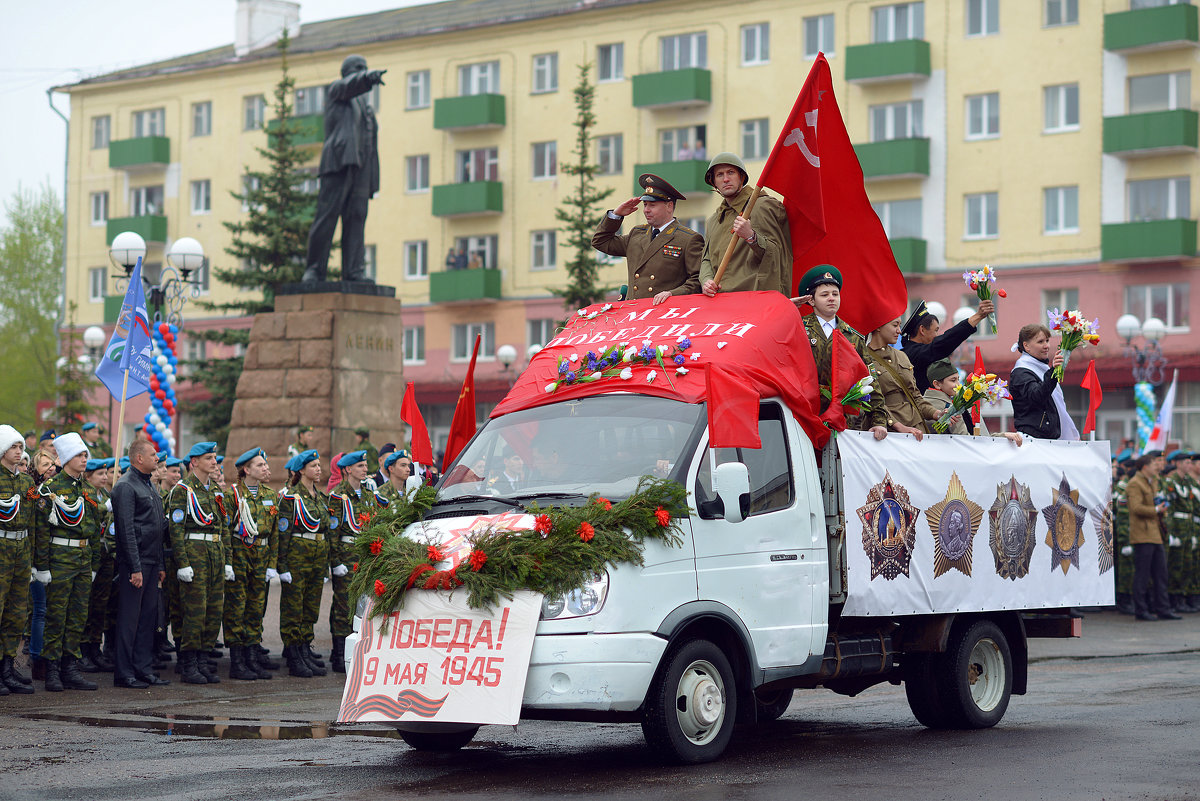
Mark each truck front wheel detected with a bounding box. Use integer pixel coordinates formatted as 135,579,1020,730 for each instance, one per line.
641,638,738,764
941,620,1013,729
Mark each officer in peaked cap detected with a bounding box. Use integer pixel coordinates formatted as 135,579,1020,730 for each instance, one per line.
592,172,703,304
900,296,995,394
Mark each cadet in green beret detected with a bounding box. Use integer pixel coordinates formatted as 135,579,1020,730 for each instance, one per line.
354,428,379,474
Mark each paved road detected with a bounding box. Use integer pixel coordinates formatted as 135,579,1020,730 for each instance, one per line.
1,610,1197,801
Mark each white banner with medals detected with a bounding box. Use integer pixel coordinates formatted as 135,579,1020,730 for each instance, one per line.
836,430,1113,617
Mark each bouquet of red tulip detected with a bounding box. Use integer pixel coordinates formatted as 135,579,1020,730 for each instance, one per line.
962,264,1006,328
1047,308,1100,381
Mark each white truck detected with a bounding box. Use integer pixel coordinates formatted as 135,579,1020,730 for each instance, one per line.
346,294,1112,764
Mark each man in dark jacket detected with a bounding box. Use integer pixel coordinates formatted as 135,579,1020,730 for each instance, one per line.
302,54,387,283
111,440,170,688
900,298,995,393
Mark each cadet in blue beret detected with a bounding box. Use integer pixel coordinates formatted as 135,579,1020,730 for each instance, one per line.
225,445,280,679
326,448,380,673
81,453,116,673
379,450,413,506
276,449,329,677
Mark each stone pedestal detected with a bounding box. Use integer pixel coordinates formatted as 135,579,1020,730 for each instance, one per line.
225,285,405,468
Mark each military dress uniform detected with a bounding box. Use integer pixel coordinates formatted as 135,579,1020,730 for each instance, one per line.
223,477,279,679
276,465,331,677
0,449,36,694
82,472,117,671
166,471,230,683
1163,457,1196,611
327,476,381,672
802,312,888,430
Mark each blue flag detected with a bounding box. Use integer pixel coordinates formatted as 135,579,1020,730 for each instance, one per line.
95,256,154,400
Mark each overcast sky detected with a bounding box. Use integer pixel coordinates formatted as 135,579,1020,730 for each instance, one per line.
0,0,432,211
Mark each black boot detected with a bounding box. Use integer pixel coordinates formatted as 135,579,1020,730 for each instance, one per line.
285,645,313,678
76,644,100,674
246,646,271,680
1115,593,1135,615
91,642,115,672
307,644,325,666
0,679,7,695
60,657,98,691
254,644,280,671
3,655,32,688
196,651,221,684
179,651,207,685
301,645,326,676
1,656,33,694
331,637,346,674
228,646,258,681
44,659,63,692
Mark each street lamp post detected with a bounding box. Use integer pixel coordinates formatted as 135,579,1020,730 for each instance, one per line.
82,325,110,441
1116,313,1168,450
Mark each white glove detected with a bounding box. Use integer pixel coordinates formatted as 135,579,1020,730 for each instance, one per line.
33,569,51,585
279,571,292,584
1121,545,1133,557
332,563,348,577
177,566,194,583
323,573,330,583
91,571,97,582
265,568,279,581
105,499,112,512
1168,536,1182,547
225,564,236,582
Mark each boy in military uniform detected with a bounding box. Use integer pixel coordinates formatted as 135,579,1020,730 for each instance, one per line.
276,450,330,677
0,425,35,694
378,450,413,504
327,450,380,673
80,458,116,672
32,433,101,692
81,422,112,459
165,442,229,684
354,428,380,474
591,172,703,303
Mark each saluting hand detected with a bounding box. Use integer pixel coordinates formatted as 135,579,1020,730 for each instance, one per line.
614,197,641,217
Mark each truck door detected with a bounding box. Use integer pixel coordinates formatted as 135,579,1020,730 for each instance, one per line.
689,401,826,669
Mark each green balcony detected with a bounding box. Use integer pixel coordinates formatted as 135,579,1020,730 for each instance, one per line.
431,181,503,216
1101,219,1196,262
845,39,931,83
854,138,930,180
107,215,167,244
1104,3,1199,53
108,136,169,170
433,94,506,130
630,160,710,196
1103,109,1198,157
267,113,324,145
430,268,502,303
103,295,123,325
889,238,927,274
632,68,711,109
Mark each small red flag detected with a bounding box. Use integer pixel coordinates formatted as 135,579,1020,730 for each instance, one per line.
399,382,434,466
758,52,908,337
971,346,986,422
1081,360,1103,437
442,335,481,472
819,329,870,432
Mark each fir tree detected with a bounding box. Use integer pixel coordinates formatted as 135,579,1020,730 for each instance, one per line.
553,63,613,311
51,303,100,433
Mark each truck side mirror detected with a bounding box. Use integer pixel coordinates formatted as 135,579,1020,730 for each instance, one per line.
712,462,750,524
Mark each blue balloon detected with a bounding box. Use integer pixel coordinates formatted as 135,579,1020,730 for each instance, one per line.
168,355,178,366
144,413,153,424
169,324,179,335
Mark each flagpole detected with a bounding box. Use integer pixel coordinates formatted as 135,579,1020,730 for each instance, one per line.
712,185,764,288
111,369,130,474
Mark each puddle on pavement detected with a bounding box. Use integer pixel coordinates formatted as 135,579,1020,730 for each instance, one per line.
21,711,403,740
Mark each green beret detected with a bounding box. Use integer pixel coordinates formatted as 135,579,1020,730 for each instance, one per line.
926,359,958,384
798,265,842,296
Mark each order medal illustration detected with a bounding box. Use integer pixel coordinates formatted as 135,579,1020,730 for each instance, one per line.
856,471,919,580
1042,474,1088,575
988,477,1038,580
926,472,983,578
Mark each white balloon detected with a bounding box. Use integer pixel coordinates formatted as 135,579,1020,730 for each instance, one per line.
156,355,168,366
149,413,161,425
167,373,177,385
156,422,167,432
162,364,174,375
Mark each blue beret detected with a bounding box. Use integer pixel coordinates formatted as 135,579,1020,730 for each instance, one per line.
188,441,217,458
235,447,264,467
1116,449,1132,463
85,458,103,472
166,457,186,468
292,449,319,471
119,456,131,470
40,430,56,442
337,450,366,468
1167,450,1189,462
156,450,167,461
216,455,224,464
82,422,97,432
100,458,116,469
384,450,411,470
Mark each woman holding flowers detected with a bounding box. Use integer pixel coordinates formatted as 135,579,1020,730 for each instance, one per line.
1009,324,1078,440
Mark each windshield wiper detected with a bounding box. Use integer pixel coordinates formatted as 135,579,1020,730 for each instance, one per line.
433,493,525,509
510,491,587,502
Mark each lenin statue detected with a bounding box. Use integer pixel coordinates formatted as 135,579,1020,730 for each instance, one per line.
302,55,387,284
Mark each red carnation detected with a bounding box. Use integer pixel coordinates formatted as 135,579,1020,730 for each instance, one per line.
577,521,595,542
369,538,383,555
997,289,1007,298
427,545,444,562
595,497,612,511
469,549,487,571
357,512,371,526
655,507,671,526
373,579,386,596
353,562,359,572
534,514,553,535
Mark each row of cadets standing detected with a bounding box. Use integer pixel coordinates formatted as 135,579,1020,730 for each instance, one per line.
0,426,35,694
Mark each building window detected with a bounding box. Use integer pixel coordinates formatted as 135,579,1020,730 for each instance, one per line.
294,86,326,116
406,154,430,192
870,100,924,141
1044,186,1079,234
597,43,624,82
130,185,164,217
966,0,1000,37
659,125,707,162
1129,71,1191,114
91,115,110,149
966,92,1000,139
184,338,207,363
190,180,211,215
406,70,431,109
243,95,266,130
741,23,769,66
191,102,212,137
532,53,558,93
403,326,426,364
454,235,498,270
459,61,500,96
1125,283,1189,331
531,230,556,270
89,191,108,226
453,322,496,361
366,84,381,112
873,2,924,42
456,148,499,182
685,216,706,236
528,318,557,348
740,119,769,160
596,134,623,174
962,292,995,336
804,14,836,58
132,108,166,138
872,198,923,238
964,192,999,239
362,245,377,281
88,267,106,303
405,241,428,279
1128,177,1190,221
660,32,707,70
532,141,557,179
1042,288,1079,321
1043,84,1079,132
296,169,319,196
1045,0,1078,26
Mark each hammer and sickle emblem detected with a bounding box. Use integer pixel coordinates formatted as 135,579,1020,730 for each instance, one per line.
783,109,821,167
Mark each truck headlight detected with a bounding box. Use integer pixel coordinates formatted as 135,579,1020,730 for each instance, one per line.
541,572,609,620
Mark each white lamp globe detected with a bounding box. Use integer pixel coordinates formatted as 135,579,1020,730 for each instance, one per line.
925,301,947,324
83,326,106,350
496,344,518,368
110,231,147,268
166,237,206,271
1115,314,1141,341
952,306,974,326
1142,317,1166,342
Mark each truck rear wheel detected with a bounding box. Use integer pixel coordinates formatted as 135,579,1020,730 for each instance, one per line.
941,620,1012,729
641,638,738,764
398,726,480,752
904,652,951,729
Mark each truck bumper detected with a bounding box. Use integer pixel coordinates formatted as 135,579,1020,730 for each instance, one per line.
521,633,668,713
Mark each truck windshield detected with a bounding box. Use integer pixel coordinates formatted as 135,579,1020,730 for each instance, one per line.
440,394,704,501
